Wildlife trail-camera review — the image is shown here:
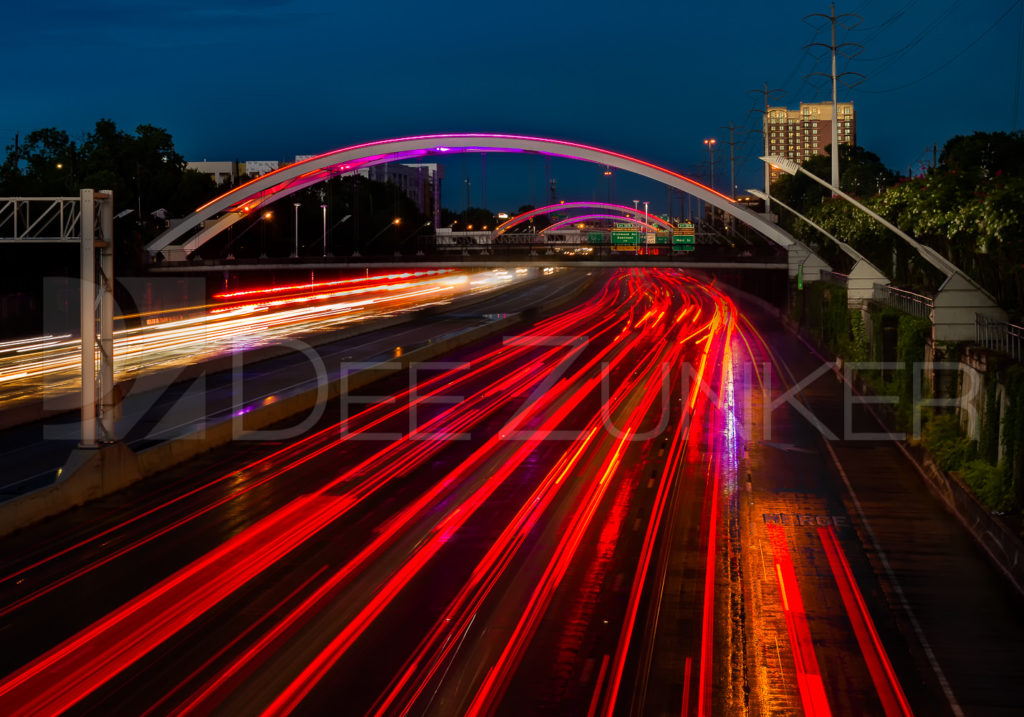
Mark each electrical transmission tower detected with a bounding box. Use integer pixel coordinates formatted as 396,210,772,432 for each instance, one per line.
805,3,864,194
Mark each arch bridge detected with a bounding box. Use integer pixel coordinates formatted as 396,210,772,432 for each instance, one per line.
147,133,828,278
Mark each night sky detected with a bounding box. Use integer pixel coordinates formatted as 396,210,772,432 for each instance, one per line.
3,0,1022,213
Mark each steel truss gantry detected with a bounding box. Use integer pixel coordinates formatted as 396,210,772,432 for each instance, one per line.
0,196,83,243
0,190,115,448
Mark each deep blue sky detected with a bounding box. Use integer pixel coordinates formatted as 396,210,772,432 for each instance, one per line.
3,0,1022,214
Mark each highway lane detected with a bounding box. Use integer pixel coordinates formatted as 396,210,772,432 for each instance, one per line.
0,268,589,496
0,269,986,716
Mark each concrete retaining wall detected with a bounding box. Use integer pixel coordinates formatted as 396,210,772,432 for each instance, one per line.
920,455,1024,596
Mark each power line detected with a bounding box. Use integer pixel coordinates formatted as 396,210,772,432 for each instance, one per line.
854,0,964,74
849,0,923,39
854,0,1022,93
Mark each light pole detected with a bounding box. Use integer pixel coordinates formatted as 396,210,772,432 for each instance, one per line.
293,202,301,257
260,211,272,259
643,201,649,254
632,200,640,254
363,217,401,255
703,138,717,191
401,220,432,255
320,204,327,257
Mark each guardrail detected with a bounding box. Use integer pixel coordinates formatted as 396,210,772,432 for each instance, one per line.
977,314,1024,362
873,284,934,319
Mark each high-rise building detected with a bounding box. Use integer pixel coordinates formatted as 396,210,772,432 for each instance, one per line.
763,101,856,182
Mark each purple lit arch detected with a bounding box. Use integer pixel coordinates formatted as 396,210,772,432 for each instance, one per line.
539,215,660,234
492,202,674,239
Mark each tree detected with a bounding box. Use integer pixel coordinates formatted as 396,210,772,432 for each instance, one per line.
459,207,497,231
940,131,1024,179
0,128,79,195
772,143,897,224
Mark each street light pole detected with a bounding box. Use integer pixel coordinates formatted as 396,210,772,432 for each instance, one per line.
703,138,717,191
293,202,300,258
632,199,640,254
320,203,327,257
365,218,402,254
260,211,272,259
643,200,649,254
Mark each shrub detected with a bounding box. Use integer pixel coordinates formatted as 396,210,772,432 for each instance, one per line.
958,460,1012,512
922,413,974,471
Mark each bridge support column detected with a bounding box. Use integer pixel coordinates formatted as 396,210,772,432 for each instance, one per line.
847,259,889,307
932,272,1008,343
787,242,831,281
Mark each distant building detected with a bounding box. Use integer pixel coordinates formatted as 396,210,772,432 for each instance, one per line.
356,162,438,215
243,160,279,177
764,101,856,182
186,160,238,186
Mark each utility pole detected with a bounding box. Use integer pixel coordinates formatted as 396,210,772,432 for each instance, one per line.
806,3,863,195
719,122,740,198
749,82,784,215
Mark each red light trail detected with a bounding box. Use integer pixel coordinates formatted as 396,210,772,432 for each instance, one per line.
0,268,916,716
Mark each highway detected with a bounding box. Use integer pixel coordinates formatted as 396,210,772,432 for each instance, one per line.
0,267,568,496
0,268,1021,715
0,268,530,412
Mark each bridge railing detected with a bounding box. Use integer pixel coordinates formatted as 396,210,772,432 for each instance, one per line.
873,283,934,319
977,314,1024,362
821,271,848,286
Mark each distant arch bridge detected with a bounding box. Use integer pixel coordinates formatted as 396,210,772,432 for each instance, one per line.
491,201,675,239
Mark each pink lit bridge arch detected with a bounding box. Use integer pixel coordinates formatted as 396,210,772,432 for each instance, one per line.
148,133,824,274
492,201,674,239
538,214,660,235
